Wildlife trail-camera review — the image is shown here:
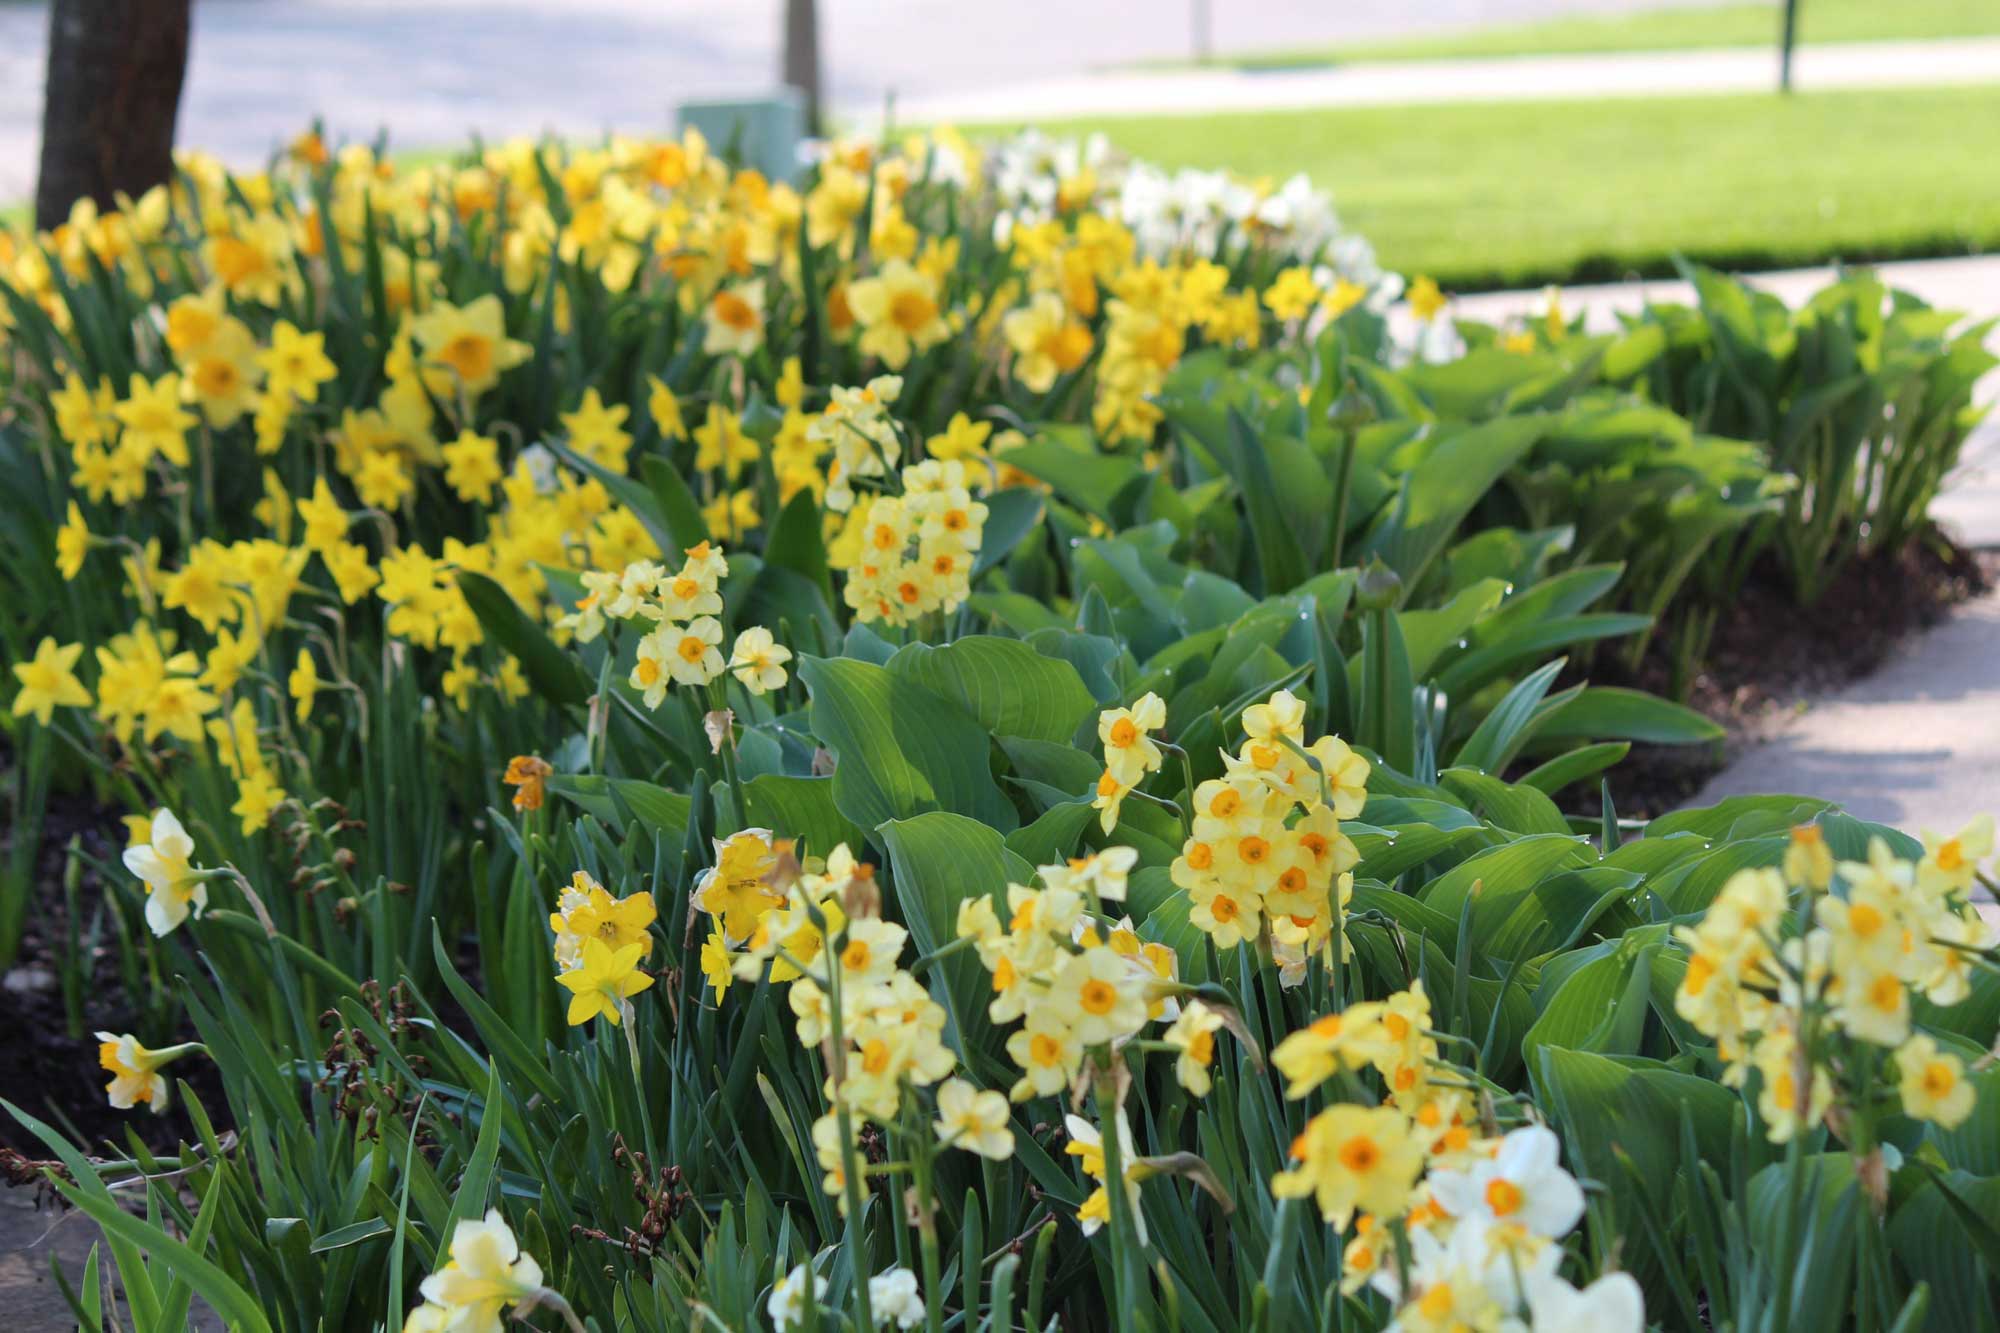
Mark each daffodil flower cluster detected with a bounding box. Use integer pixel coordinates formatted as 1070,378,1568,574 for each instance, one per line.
549,869,658,1027
1164,689,1368,979
1673,820,1996,1141
562,542,793,706
701,834,1018,1217
1270,985,1642,1330
830,458,988,627
1091,690,1167,833
955,848,1181,1102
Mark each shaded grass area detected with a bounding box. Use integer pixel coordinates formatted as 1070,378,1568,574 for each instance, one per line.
1194,0,1999,69
988,85,2000,290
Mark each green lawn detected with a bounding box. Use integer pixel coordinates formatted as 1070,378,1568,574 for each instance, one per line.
989,85,2000,290
1191,0,1998,69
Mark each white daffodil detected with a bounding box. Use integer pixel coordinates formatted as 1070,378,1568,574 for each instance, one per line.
1426,1123,1584,1238
121,807,209,936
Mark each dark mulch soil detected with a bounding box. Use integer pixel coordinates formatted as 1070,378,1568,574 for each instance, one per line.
0,790,230,1163
1584,534,1996,820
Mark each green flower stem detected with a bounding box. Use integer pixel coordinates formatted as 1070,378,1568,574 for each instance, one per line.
907,1120,947,1333
708,679,753,832
821,941,876,1331
1094,1051,1143,1333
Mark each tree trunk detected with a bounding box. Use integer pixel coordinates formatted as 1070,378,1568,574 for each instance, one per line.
34,0,192,231
782,0,821,138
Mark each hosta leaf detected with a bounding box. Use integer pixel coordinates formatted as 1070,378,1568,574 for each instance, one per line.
972,487,1047,578
1889,1171,2000,1333
801,655,1019,835
887,635,1095,745
1004,430,1144,518
1004,800,1097,868
1417,834,1593,950
877,812,1032,1084
1439,768,1571,837
1360,414,1545,590
1516,743,1631,798
738,774,871,861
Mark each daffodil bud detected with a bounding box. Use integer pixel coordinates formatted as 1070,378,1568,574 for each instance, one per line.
1356,556,1402,611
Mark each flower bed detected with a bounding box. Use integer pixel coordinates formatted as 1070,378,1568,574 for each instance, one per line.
1,127,1995,1332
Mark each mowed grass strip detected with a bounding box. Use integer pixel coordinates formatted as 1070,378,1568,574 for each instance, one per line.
987,85,2000,290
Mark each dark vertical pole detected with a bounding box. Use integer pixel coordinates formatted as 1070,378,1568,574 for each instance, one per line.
783,0,822,138
1779,0,1800,93
34,0,192,230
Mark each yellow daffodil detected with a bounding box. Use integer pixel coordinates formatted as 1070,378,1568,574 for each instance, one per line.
407,1209,547,1333
257,319,338,404
728,626,791,695
847,260,948,369
11,637,91,724
934,1077,1015,1160
1271,1103,1424,1229
1895,1034,1975,1127
289,647,321,722
113,371,197,466
412,295,530,398
501,754,552,812
555,937,654,1026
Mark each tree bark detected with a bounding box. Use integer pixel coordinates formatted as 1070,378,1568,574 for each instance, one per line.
35,0,192,231
782,0,821,138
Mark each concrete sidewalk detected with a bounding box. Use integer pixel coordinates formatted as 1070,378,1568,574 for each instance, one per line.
1689,590,2000,837
887,36,2000,126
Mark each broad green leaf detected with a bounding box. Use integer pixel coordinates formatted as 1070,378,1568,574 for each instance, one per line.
801,656,1019,835
1360,414,1545,590
887,635,1095,745
739,773,871,861
878,812,1031,1084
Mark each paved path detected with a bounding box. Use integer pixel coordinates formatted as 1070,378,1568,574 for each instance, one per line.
0,0,1716,207
1459,254,2000,835
1690,589,2000,837
889,36,2000,125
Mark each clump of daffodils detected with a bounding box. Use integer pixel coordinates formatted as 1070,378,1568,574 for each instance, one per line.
957,848,1179,1102
718,838,1017,1217
830,458,988,628
561,542,793,708
549,868,657,1027
957,848,1232,1237
1165,689,1368,982
1269,988,1643,1330
1674,820,1995,1144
